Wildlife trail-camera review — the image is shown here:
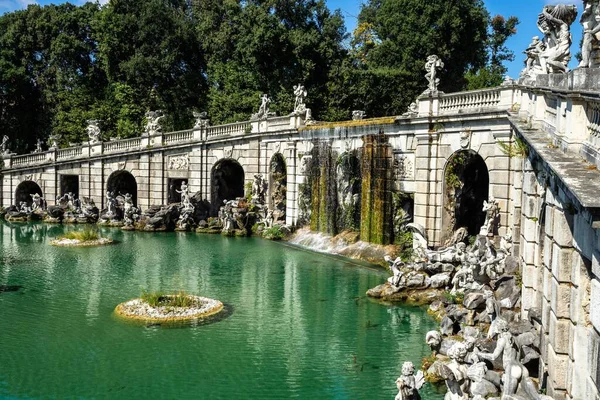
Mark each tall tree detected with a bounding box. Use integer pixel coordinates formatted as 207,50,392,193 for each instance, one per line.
466,14,519,90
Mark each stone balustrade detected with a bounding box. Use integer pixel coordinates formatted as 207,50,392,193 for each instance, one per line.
56,146,84,161
163,129,194,145
438,87,502,113
104,137,142,153
207,121,250,138
11,151,53,167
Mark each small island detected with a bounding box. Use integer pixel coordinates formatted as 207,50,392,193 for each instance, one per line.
50,229,114,247
115,291,224,323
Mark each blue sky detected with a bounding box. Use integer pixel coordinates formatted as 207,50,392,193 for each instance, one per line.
0,0,585,79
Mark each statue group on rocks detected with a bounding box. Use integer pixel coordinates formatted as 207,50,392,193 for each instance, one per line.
376,196,550,399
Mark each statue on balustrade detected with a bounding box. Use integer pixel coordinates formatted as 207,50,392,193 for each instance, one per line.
48,134,59,149
579,0,600,68
1,135,9,155
292,84,313,123
34,140,43,153
86,120,102,144
424,55,444,93
252,94,271,120
193,111,210,129
144,110,165,135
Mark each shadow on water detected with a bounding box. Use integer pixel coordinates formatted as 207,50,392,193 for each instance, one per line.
0,285,23,293
113,303,235,329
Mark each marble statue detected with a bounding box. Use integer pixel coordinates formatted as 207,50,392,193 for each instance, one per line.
86,120,101,144
176,181,192,209
484,290,500,337
424,55,444,93
439,343,470,400
193,111,210,129
395,361,424,400
262,208,274,228
352,110,366,121
252,94,271,120
48,134,59,149
144,110,165,135
33,140,43,153
402,102,418,117
252,174,268,205
106,191,118,218
293,84,307,113
537,5,577,74
523,36,546,76
19,201,31,214
479,197,499,236
425,330,442,355
385,256,406,287
1,135,9,155
30,193,44,211
580,0,600,68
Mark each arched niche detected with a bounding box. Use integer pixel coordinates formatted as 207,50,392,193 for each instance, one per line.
269,153,287,222
442,150,489,241
107,170,138,206
15,180,43,206
211,158,245,216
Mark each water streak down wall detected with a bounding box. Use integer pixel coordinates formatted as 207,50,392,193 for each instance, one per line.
309,141,338,236
360,133,393,245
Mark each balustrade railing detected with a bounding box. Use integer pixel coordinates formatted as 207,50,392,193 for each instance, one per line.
588,102,600,140
57,146,84,161
163,129,194,145
439,88,501,113
104,137,141,153
11,152,51,167
207,122,250,138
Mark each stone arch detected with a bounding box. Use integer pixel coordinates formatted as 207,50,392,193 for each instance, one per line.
107,170,137,206
442,149,489,241
211,158,245,216
15,180,43,207
269,153,287,223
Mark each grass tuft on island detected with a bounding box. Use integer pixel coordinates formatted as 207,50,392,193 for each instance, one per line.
50,228,114,247
115,290,224,324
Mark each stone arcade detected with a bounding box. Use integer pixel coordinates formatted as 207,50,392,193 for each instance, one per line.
1,5,600,399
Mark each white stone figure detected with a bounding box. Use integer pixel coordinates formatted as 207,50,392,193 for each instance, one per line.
193,111,210,129
144,110,165,135
30,193,44,211
176,181,192,210
48,134,59,149
537,5,577,74
293,84,307,113
522,36,546,77
479,197,499,236
395,361,425,400
106,191,117,218
33,140,43,153
86,120,102,144
254,94,270,120
438,343,470,400
262,208,274,228
406,222,429,260
385,256,405,287
484,290,501,338
402,102,418,117
424,55,444,93
579,0,600,68
19,201,31,214
352,110,366,120
251,174,267,205
477,318,548,399
500,228,513,253
1,135,9,155
168,154,189,170
425,330,442,355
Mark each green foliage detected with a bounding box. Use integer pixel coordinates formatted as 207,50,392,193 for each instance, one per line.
443,290,464,304
244,182,253,202
59,227,100,241
263,225,285,241
445,152,467,189
497,137,528,157
140,289,194,308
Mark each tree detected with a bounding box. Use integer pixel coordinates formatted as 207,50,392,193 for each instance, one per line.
466,14,519,90
343,0,490,117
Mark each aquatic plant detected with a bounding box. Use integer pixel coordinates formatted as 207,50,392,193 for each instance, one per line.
58,227,99,241
140,289,195,308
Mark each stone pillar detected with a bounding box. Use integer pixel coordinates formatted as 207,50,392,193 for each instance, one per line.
360,133,393,244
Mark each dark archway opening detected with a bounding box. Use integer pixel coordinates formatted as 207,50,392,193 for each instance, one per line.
211,159,245,216
60,175,79,198
15,181,43,207
269,153,287,223
443,150,489,240
107,170,137,206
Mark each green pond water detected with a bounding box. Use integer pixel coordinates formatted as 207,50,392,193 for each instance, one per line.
0,222,443,399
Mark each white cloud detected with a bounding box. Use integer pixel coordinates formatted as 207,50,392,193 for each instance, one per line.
545,0,583,5
0,0,36,12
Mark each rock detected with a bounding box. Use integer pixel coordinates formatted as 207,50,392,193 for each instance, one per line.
503,255,519,274
198,220,208,228
527,307,542,324
428,273,451,288
494,276,520,307
406,272,428,288
463,292,486,310
460,326,481,339
471,378,499,398
429,300,444,313
509,319,535,336
440,316,455,336
439,337,461,355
